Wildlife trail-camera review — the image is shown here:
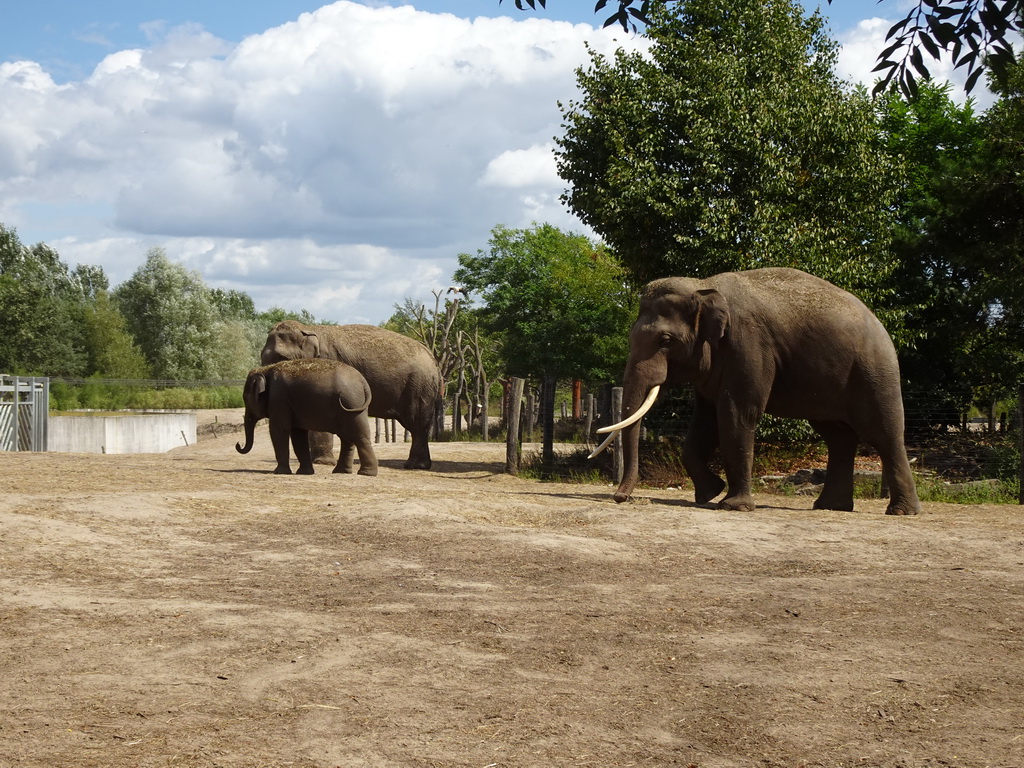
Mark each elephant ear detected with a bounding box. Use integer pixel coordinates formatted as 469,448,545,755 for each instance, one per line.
248,372,268,397
300,329,320,358
694,288,730,353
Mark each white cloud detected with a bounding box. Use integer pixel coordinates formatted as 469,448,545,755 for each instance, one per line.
481,144,559,189
1,1,628,322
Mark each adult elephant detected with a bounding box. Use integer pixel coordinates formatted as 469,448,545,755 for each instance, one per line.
593,268,920,515
261,321,441,470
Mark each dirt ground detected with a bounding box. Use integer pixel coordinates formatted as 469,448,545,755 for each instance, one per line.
1,409,1022,768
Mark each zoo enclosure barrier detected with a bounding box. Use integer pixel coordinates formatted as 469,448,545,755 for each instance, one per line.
0,375,49,452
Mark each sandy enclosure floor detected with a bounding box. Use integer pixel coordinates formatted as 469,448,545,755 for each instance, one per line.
1,409,1022,767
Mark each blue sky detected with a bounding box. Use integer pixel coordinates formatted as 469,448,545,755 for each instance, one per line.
0,1,980,324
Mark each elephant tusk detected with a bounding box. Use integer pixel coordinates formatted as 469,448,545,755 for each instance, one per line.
587,430,617,459
595,385,661,435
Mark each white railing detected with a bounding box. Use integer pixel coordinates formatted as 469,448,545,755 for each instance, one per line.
0,375,50,452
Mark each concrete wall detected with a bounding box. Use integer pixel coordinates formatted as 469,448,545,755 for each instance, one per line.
49,411,197,454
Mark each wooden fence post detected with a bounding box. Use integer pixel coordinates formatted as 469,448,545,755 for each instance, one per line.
584,393,595,444
505,377,525,475
611,386,623,484
1018,382,1023,505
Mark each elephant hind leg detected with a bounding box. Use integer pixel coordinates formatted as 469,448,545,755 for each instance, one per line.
404,428,432,470
853,404,921,516
876,437,920,516
333,442,356,474
809,420,857,511
682,396,725,504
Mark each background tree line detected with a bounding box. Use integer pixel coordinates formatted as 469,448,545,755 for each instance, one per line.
0,234,318,383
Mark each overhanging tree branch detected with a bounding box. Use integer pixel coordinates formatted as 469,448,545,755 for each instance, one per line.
502,0,1022,97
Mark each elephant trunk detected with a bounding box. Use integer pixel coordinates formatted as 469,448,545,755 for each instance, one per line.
608,355,668,503
613,417,644,503
235,414,257,454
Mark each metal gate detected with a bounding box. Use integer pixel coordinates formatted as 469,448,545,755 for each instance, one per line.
0,375,49,451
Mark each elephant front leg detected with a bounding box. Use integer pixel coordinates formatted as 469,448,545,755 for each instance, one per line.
715,400,758,512
291,428,315,474
682,395,726,504
269,420,293,474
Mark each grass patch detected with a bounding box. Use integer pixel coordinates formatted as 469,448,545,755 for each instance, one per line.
915,475,1019,504
518,446,611,483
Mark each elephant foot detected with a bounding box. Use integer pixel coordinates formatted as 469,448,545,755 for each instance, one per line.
357,466,379,477
612,491,631,504
332,466,354,474
296,465,315,475
404,458,432,470
273,466,292,475
813,495,854,512
693,476,726,504
885,500,920,516
312,454,337,466
719,494,756,512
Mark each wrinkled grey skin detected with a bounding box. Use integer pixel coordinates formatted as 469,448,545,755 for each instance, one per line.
615,268,920,515
236,359,378,476
261,321,441,470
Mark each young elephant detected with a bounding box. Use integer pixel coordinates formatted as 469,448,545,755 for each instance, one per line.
235,359,378,476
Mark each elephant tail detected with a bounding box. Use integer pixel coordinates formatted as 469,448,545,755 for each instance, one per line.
338,380,372,413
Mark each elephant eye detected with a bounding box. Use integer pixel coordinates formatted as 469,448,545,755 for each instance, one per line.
659,334,672,348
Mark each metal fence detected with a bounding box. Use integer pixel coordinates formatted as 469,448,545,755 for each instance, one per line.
0,375,49,452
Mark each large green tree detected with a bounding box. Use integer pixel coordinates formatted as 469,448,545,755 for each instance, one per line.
922,64,1024,414
0,225,88,376
556,0,905,327
877,82,986,427
454,223,635,461
113,248,224,381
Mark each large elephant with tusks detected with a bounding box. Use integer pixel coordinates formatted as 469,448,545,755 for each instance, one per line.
592,268,920,515
261,321,442,470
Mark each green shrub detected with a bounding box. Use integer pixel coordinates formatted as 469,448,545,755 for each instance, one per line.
49,380,81,410
48,382,244,411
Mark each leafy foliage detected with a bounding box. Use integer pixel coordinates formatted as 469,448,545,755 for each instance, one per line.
80,290,152,379
923,62,1024,404
868,0,1020,97
113,248,225,381
556,0,905,330
0,225,89,376
454,223,635,463
877,81,987,425
0,226,330,385
454,223,635,383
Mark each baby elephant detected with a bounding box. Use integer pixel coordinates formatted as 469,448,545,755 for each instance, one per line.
235,359,378,476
